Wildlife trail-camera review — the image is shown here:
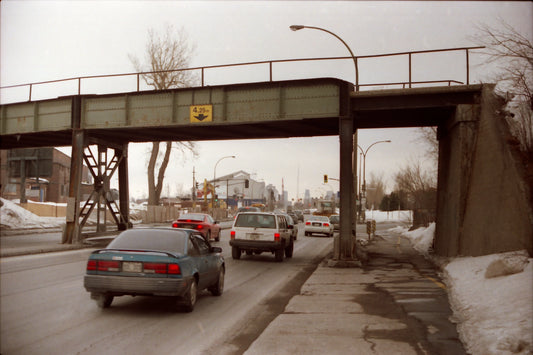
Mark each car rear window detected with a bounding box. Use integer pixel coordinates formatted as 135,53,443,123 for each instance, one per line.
235,214,276,229
107,229,187,253
178,213,204,221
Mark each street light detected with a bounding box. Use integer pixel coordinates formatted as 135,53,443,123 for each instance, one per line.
358,140,391,221
290,25,359,90
213,155,236,209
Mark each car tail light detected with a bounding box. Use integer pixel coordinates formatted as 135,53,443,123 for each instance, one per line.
167,264,180,274
274,233,280,241
87,260,97,271
96,260,120,272
324,223,330,227
172,222,178,228
305,221,311,225
143,263,181,275
230,230,235,239
196,225,204,230
143,263,168,274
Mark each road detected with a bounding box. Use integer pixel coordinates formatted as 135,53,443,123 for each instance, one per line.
0,224,333,355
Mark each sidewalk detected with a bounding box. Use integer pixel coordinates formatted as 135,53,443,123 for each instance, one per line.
245,232,465,355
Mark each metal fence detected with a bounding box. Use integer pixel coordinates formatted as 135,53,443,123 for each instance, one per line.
0,46,484,103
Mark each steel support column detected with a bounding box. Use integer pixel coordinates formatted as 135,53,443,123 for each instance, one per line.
338,115,354,260
118,143,130,230
63,129,85,244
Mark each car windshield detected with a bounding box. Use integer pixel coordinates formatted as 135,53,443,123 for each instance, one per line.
329,216,339,222
178,213,205,221
107,229,187,254
235,213,276,228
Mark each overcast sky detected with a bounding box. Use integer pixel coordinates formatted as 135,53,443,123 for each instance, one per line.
1,1,532,201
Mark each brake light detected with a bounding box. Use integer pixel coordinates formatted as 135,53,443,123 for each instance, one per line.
143,263,167,274
87,260,97,271
274,233,280,241
172,222,178,228
196,225,204,230
167,264,180,274
230,230,235,239
324,223,330,227
305,221,311,225
96,260,120,272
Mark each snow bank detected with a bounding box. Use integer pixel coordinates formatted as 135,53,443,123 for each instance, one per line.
388,222,435,254
387,221,532,355
0,198,65,229
444,251,532,355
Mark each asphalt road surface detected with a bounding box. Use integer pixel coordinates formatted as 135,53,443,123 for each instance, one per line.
0,225,333,355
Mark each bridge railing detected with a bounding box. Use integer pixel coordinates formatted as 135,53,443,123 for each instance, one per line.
0,46,484,104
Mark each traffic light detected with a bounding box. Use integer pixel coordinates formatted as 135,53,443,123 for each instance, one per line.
324,174,328,183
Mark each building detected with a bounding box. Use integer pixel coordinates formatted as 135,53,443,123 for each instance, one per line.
202,170,267,208
0,148,92,203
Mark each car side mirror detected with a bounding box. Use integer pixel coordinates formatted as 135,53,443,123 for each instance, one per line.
211,246,222,253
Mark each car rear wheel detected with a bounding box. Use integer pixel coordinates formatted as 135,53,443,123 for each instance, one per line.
285,239,294,258
232,246,241,260
96,294,114,308
209,267,225,296
181,278,197,312
275,248,284,262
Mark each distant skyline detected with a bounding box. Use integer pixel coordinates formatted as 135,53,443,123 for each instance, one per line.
2,1,531,200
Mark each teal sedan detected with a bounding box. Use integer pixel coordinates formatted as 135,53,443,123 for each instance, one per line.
84,228,224,312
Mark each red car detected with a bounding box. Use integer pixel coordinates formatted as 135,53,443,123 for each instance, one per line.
172,213,221,242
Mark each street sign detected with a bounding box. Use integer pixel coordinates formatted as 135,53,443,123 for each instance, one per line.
190,105,213,123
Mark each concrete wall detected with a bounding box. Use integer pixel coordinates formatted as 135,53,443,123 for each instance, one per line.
435,85,533,257
20,202,67,217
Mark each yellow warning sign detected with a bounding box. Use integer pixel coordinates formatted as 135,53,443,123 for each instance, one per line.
190,105,213,123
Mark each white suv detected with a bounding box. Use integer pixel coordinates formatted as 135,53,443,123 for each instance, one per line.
230,212,294,262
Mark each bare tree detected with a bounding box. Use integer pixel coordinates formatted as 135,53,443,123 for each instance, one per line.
416,127,439,162
366,172,386,209
394,159,437,210
130,25,198,205
474,20,533,158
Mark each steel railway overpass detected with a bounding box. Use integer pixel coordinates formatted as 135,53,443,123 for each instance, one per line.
1,78,531,258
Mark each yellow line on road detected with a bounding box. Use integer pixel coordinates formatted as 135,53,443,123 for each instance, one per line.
425,275,447,290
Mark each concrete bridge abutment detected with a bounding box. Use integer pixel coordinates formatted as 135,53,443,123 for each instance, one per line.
435,85,532,257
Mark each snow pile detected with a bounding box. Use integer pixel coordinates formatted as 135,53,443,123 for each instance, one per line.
444,251,532,355
388,222,435,254
0,198,65,229
365,209,412,223
389,222,532,355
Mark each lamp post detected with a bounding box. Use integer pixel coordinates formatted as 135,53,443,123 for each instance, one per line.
290,25,359,91
213,155,235,210
358,140,391,221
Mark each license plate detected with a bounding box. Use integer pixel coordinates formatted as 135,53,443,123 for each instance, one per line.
247,233,261,240
122,262,142,273
312,222,321,226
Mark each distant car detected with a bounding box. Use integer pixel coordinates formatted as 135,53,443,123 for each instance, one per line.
84,228,225,312
304,215,334,237
172,213,221,242
329,214,340,231
293,210,304,222
284,214,299,240
287,211,299,224
230,212,294,262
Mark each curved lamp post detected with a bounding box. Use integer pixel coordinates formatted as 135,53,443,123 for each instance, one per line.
213,155,236,209
357,140,391,220
290,25,359,91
